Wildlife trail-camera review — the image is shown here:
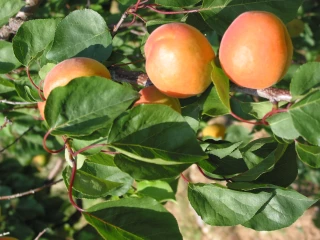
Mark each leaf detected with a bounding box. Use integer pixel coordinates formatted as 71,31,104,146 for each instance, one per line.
256,144,298,187
225,125,253,145
0,41,21,73
205,141,242,159
227,182,279,191
0,0,24,27
296,142,320,168
14,80,41,102
137,180,176,202
243,188,317,231
114,154,191,180
47,9,112,63
38,63,56,79
188,183,271,226
290,62,320,98
108,104,207,165
289,90,320,146
155,0,201,7
45,76,139,136
63,165,123,198
201,85,230,116
84,197,183,240
0,78,15,94
210,61,230,110
200,0,304,35
268,112,300,140
240,101,275,119
13,19,60,66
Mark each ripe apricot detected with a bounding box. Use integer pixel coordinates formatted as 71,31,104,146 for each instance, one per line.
219,11,293,89
39,57,111,120
202,124,226,139
133,85,181,113
43,57,111,98
145,23,215,98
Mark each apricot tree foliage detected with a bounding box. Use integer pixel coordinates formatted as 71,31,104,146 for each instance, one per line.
0,0,320,239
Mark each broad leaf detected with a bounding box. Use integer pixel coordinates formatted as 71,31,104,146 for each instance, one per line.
296,142,320,168
290,62,320,98
108,105,207,165
268,112,300,140
205,141,242,159
13,19,59,66
0,0,24,27
201,85,230,116
289,91,320,146
210,61,230,110
45,77,139,136
114,154,191,180
47,9,112,63
84,197,183,240
188,183,271,226
200,0,304,35
0,78,15,94
227,182,279,191
137,180,176,202
243,188,317,231
0,41,21,73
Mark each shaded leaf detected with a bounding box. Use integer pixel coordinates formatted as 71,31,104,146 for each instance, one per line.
296,142,320,168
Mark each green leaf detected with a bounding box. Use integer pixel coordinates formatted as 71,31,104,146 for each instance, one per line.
225,125,253,145
0,78,15,94
0,41,21,73
240,101,274,119
137,180,176,202
205,141,242,159
114,154,191,180
14,80,41,102
13,19,60,66
268,112,300,140
289,91,320,146
84,197,183,240
188,183,271,226
0,0,24,27
38,63,56,79
227,182,279,191
243,188,317,231
290,62,320,98
296,142,320,168
63,165,123,198
155,0,201,7
45,76,139,136
210,61,230,110
200,0,304,35
201,85,230,116
108,105,207,165
47,9,112,63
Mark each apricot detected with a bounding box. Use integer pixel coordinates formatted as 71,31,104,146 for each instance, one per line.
202,124,226,139
39,57,111,120
219,11,293,89
133,85,181,113
43,57,111,98
145,23,215,98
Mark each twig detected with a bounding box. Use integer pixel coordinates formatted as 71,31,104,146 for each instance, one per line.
0,99,34,105
0,117,12,131
0,179,63,200
47,157,65,182
0,0,43,40
0,127,34,153
34,228,49,240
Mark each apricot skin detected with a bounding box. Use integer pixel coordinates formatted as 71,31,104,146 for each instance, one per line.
202,124,226,139
133,85,181,113
145,23,215,98
43,57,111,99
219,11,293,89
38,101,45,120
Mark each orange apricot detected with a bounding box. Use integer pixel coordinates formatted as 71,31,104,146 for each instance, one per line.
38,101,45,120
202,124,226,139
43,57,111,99
145,23,215,98
133,85,181,113
219,11,293,89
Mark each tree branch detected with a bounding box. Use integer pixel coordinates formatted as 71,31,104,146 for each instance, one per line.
0,0,43,41
110,67,293,102
0,117,12,131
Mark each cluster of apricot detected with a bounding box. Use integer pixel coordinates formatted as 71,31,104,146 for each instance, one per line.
38,11,293,137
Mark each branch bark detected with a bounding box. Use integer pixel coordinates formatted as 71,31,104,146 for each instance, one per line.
0,0,43,41
110,67,293,102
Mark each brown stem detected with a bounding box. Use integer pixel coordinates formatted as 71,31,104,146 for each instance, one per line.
34,228,49,240
146,5,199,15
42,129,66,154
180,173,190,183
0,117,12,131
230,111,265,125
0,179,63,200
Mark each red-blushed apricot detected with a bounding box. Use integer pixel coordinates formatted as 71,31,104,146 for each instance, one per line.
145,23,215,98
219,11,293,89
38,101,45,120
133,85,181,113
202,124,226,139
43,57,111,99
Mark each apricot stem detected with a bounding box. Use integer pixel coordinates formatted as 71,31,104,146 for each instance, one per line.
26,67,42,92
42,129,66,154
230,111,265,125
73,143,107,157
